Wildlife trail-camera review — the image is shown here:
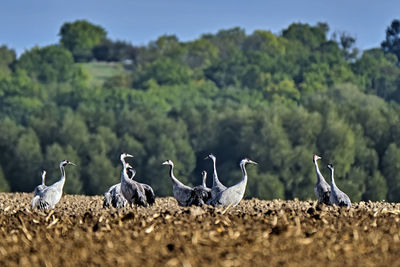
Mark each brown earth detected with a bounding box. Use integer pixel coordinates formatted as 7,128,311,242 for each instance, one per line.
0,193,399,266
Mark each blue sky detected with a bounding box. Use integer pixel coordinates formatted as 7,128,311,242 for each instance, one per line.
1,0,399,55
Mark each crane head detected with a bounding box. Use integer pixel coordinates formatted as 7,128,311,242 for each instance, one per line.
60,160,76,167
241,158,258,165
162,160,174,166
204,154,216,160
120,153,134,161
313,154,321,162
201,170,207,176
41,170,46,178
327,163,334,170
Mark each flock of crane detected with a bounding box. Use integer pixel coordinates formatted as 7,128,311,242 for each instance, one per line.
30,153,351,210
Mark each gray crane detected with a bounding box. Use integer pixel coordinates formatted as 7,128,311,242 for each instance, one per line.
313,154,331,205
191,170,211,204
103,168,130,209
127,163,156,206
162,160,209,206
31,160,75,210
327,163,351,207
120,153,148,207
205,154,227,200
208,158,257,207
33,170,47,196
103,156,135,208
103,183,127,208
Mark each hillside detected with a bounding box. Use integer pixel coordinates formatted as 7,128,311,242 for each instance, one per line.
0,19,400,202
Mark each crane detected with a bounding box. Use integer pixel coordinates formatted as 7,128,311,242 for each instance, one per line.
191,170,211,205
127,162,156,205
162,160,209,206
33,170,47,196
120,153,148,207
103,156,135,208
103,182,127,208
200,170,211,193
208,158,257,207
31,160,75,210
205,154,227,200
327,163,351,207
313,154,331,205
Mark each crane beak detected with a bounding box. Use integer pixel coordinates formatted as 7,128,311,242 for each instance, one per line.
125,154,134,158
204,156,209,160
248,160,258,165
162,161,169,165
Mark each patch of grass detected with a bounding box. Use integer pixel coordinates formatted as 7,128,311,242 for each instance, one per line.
78,62,129,87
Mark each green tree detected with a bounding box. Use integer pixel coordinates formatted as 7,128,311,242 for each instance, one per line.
0,45,16,78
84,153,117,195
282,22,328,49
242,30,286,56
58,110,89,153
17,45,76,83
11,129,43,191
353,48,400,100
381,19,400,64
0,70,45,121
246,170,285,200
382,143,400,202
134,57,192,88
184,38,218,70
203,27,246,59
332,31,359,61
59,20,107,62
362,171,387,201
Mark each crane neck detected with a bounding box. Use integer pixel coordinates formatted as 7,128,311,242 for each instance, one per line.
120,157,125,167
120,160,130,183
329,168,336,187
41,175,46,186
129,169,136,180
314,160,323,182
239,162,248,186
202,174,207,188
211,158,220,187
168,164,185,187
57,165,66,188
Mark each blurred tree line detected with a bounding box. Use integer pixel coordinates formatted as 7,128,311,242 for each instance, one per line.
1,19,400,202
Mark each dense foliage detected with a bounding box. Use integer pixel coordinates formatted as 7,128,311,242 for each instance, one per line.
1,19,400,202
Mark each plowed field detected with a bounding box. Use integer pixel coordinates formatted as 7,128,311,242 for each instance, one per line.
0,193,399,266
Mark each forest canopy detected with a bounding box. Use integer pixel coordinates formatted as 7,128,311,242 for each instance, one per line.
1,19,400,202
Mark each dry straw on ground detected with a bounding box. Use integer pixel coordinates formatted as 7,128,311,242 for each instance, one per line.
0,193,399,266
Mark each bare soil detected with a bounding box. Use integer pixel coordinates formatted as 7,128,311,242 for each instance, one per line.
0,193,399,266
